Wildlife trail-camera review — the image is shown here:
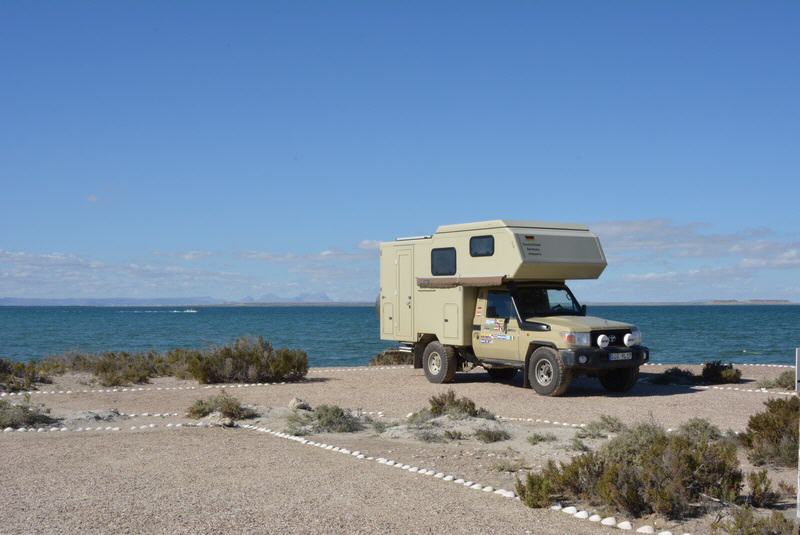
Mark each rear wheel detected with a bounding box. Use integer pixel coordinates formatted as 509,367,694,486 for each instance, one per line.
528,347,572,396
423,341,457,384
599,367,639,392
486,367,518,381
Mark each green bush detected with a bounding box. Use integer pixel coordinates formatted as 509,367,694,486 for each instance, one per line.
712,507,796,535
415,429,444,442
475,428,510,443
702,361,742,384
577,414,627,439
527,432,557,445
368,350,413,366
428,389,494,419
757,371,795,391
521,421,743,519
31,337,308,387
444,430,464,441
568,437,590,452
741,397,799,467
287,404,364,435
516,472,553,508
747,469,779,507
678,417,722,441
186,337,308,384
0,358,52,392
0,396,58,428
187,391,257,420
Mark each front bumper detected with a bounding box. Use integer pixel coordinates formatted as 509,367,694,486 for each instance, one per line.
559,345,649,371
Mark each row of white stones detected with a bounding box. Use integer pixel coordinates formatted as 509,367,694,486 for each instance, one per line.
237,423,517,499
692,385,795,397
0,385,199,398
643,362,794,369
2,421,210,434
497,415,587,428
550,504,687,534
308,365,411,373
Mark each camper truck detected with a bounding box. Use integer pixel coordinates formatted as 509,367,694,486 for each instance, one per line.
379,220,648,396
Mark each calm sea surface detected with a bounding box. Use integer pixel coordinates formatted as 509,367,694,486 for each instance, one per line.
0,305,798,366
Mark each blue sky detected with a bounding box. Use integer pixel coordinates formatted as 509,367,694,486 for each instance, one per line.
1,2,798,302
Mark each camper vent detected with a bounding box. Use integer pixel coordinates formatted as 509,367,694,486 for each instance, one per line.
395,235,432,241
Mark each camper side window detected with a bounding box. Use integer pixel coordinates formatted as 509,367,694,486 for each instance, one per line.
470,235,494,257
486,291,513,319
431,248,456,276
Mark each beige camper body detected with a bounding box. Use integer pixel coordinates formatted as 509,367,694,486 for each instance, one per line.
379,220,648,396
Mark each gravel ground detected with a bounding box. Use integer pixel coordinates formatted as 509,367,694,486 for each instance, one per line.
1,429,618,535
1,363,795,534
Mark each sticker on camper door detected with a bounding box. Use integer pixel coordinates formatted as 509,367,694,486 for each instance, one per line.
479,335,493,344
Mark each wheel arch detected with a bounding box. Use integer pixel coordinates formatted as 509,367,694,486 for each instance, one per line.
413,334,438,369
523,341,558,389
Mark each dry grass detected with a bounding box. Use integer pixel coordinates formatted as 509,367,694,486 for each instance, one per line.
187,391,257,420
0,396,58,428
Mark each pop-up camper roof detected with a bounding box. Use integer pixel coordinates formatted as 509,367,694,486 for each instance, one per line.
386,220,607,287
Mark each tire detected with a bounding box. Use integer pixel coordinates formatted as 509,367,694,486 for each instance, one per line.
486,367,518,381
528,347,572,396
599,367,639,392
423,341,458,384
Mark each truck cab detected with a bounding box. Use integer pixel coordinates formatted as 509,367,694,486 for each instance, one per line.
379,220,648,396
471,283,647,395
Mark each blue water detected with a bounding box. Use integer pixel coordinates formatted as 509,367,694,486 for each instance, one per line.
0,305,798,366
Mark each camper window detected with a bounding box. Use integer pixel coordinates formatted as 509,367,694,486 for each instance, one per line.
513,286,581,318
431,248,456,276
469,235,494,257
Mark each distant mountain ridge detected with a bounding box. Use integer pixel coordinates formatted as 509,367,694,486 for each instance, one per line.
0,293,337,306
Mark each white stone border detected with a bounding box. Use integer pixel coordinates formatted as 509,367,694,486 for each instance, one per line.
0,380,303,398
498,415,587,428
1,421,213,434
643,362,793,369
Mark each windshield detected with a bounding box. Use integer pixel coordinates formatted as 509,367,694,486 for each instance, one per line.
513,286,581,318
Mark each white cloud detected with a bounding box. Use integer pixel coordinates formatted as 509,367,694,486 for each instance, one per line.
358,239,381,250
154,250,213,261
86,194,98,203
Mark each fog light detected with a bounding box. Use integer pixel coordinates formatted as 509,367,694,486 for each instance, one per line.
578,355,588,364
624,333,637,347
597,334,610,348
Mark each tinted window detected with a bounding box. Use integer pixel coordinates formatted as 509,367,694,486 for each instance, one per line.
470,235,494,257
431,248,456,276
486,291,513,319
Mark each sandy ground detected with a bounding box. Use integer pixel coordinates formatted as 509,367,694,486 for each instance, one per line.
1,363,797,534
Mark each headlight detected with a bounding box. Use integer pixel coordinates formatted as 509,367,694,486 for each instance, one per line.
561,331,590,347
624,327,642,347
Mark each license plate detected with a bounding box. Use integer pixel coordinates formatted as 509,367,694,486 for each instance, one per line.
609,352,632,361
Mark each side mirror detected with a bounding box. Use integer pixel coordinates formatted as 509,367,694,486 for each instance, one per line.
581,304,587,316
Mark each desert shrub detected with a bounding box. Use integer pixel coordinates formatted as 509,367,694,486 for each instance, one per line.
711,507,796,535
368,350,413,366
415,429,444,442
475,428,510,443
0,396,58,428
523,421,743,519
678,418,722,441
288,404,363,435
757,371,795,391
186,337,308,384
527,432,557,445
369,419,388,433
0,358,53,392
406,409,434,426
569,437,590,452
492,459,525,472
702,361,742,384
516,472,553,508
649,367,696,385
444,430,464,441
740,397,799,466
33,337,308,386
428,389,494,419
577,415,627,439
747,470,779,507
187,391,257,420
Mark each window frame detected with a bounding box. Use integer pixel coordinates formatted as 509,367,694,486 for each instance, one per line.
430,247,457,276
469,235,495,257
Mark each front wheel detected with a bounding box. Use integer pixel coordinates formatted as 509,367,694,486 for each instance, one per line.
528,347,572,396
599,367,639,392
423,341,457,384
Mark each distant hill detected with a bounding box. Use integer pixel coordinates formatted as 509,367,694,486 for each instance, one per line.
0,297,223,306
256,292,333,303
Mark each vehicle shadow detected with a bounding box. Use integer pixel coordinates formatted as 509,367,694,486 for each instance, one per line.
451,370,702,398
